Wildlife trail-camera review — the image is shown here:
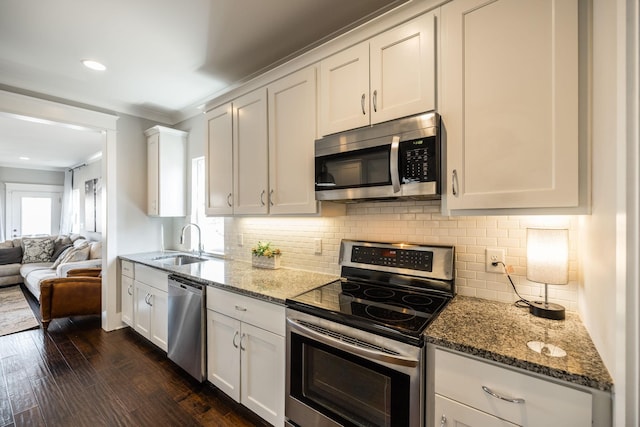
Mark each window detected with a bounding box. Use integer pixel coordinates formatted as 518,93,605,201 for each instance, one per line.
192,157,224,253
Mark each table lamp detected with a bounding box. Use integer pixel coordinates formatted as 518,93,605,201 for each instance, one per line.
526,228,568,320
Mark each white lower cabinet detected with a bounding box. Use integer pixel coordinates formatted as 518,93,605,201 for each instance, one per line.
435,394,518,427
121,260,134,327
132,264,168,352
206,288,285,427
433,348,593,427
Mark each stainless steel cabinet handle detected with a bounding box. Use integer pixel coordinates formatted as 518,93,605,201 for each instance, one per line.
232,331,239,349
227,193,232,207
390,136,401,193
147,294,153,307
373,90,378,112
127,285,133,296
481,386,525,404
269,189,274,206
440,414,447,427
239,333,246,351
452,169,459,197
235,305,247,312
361,93,366,115
260,190,266,206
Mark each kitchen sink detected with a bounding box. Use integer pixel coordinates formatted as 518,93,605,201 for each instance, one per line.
153,254,209,266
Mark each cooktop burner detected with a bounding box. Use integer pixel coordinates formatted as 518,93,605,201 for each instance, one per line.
286,240,455,345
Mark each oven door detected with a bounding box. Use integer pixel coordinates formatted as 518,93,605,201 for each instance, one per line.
286,309,423,427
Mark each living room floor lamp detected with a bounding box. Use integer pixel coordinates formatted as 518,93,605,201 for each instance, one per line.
526,228,569,320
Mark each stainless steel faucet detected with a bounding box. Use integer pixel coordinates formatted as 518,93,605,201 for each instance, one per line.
180,223,202,257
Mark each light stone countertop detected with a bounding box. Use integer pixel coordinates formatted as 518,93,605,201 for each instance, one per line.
425,295,614,392
119,251,338,304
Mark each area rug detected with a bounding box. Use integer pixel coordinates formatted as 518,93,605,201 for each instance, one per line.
0,286,39,336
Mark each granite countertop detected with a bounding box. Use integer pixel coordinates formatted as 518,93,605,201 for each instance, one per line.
120,251,338,304
425,295,613,392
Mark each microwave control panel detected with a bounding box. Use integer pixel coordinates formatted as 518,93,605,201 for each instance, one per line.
399,136,437,183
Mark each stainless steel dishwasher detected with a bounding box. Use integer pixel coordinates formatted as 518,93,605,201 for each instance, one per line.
167,275,206,382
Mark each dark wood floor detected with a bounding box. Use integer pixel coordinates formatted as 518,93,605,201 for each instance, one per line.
0,286,270,427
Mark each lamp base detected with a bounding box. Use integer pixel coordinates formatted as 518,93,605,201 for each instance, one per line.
529,301,565,320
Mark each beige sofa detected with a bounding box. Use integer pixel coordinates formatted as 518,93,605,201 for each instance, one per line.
0,234,102,300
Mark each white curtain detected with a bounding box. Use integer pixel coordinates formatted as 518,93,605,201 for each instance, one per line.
59,169,73,235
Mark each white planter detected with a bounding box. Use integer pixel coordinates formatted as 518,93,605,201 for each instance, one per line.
252,255,281,269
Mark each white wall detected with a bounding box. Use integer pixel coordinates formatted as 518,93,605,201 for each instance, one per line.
115,113,173,255
579,0,617,375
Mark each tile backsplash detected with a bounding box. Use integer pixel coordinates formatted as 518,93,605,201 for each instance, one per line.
225,200,579,312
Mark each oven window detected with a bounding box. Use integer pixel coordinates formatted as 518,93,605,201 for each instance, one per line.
315,145,391,189
290,333,409,427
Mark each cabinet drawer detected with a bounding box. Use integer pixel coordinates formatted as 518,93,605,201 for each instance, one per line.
121,260,134,278
434,348,592,426
134,264,168,292
206,288,285,336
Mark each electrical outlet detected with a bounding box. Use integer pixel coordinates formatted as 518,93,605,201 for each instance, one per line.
238,234,244,247
314,238,322,254
485,248,505,273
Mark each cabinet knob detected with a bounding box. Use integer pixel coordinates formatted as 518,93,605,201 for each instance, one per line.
452,169,459,197
373,90,378,112
361,93,366,115
232,331,240,349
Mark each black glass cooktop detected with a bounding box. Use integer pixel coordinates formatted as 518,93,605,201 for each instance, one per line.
287,278,451,345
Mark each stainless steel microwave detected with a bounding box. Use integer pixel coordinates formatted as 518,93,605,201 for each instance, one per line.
315,112,441,202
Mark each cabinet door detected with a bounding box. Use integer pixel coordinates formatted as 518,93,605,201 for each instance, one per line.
370,12,436,125
240,322,285,427
133,281,151,339
205,103,234,215
233,89,269,214
434,394,518,427
268,66,318,214
319,42,370,136
207,311,241,402
441,0,579,210
157,134,186,216
149,289,168,352
121,274,134,327
147,134,159,215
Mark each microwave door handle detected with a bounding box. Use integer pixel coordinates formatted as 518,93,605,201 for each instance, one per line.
287,317,418,368
390,136,401,193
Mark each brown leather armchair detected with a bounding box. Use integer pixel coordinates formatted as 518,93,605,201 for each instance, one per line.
39,267,102,330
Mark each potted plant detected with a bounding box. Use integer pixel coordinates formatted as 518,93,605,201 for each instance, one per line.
251,241,282,269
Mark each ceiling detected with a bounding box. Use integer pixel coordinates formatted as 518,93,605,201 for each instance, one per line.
0,0,406,171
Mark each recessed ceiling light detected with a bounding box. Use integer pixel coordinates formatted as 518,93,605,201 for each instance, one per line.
19,156,29,160
82,59,106,71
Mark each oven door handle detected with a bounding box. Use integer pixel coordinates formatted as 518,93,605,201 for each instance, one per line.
287,318,419,368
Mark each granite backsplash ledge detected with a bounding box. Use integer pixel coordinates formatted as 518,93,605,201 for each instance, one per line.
425,296,613,392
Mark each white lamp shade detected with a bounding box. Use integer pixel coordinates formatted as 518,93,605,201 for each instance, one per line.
526,228,569,285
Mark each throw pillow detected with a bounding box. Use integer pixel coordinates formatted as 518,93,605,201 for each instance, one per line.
22,238,55,264
52,245,91,269
0,241,13,249
51,243,73,262
89,241,102,260
0,246,22,265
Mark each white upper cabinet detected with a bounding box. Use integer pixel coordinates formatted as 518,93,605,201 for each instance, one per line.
268,67,318,214
205,104,234,216
145,126,187,217
320,12,436,136
441,0,579,210
233,88,269,215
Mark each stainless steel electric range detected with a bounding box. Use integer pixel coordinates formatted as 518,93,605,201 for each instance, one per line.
285,240,455,427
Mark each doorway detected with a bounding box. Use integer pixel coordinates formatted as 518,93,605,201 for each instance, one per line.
5,183,63,238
